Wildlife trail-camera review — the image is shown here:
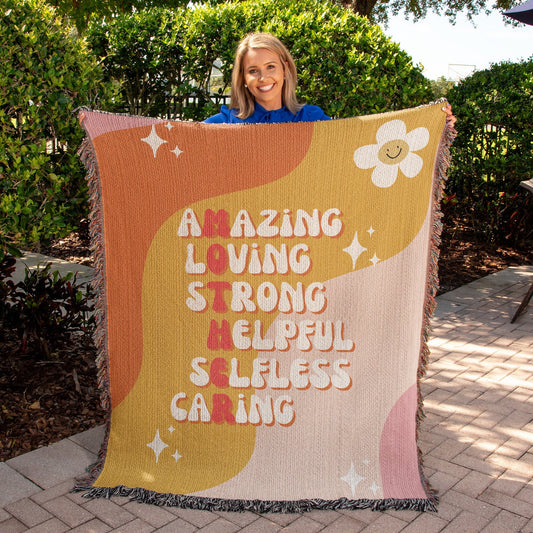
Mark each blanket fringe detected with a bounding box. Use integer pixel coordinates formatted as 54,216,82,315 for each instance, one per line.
77,134,110,414
71,484,438,513
415,98,457,506
75,121,112,491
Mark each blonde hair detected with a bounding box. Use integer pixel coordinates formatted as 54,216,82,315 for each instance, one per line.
230,33,302,119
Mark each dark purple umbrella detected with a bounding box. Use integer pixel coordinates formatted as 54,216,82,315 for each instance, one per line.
504,0,533,24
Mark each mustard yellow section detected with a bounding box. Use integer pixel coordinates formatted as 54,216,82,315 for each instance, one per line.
93,104,446,495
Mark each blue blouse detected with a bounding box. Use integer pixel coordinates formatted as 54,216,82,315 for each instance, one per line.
204,103,330,124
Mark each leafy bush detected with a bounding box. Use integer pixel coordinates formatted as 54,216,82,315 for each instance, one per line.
3,0,433,251
430,76,456,98
2,262,95,359
46,0,189,33
0,0,114,251
87,7,191,117
447,58,533,244
263,0,433,117
0,255,17,321
87,0,434,120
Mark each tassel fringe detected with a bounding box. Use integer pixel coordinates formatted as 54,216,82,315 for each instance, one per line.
75,113,112,491
415,97,457,506
71,484,438,513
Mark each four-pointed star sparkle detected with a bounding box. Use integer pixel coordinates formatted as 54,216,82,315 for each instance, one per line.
146,429,168,463
141,125,168,158
341,462,365,497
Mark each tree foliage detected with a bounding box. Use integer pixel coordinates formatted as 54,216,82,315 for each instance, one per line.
446,58,533,244
0,0,114,252
87,0,433,120
45,0,188,32
46,0,525,28
430,76,456,98
339,0,521,24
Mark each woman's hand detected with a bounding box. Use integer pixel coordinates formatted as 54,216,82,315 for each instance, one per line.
443,103,456,128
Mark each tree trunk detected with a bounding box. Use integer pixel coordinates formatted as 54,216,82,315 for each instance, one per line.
339,0,378,17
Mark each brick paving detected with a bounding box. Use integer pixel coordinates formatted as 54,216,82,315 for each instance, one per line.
1,264,532,532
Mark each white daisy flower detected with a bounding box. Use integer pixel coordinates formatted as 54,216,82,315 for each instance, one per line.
353,120,429,188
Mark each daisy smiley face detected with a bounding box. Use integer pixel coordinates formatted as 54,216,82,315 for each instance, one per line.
353,120,430,188
379,139,410,165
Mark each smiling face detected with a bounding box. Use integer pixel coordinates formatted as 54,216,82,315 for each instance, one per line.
242,48,286,111
378,139,410,165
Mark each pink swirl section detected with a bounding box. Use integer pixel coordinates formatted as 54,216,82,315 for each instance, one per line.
379,384,427,498
81,111,163,139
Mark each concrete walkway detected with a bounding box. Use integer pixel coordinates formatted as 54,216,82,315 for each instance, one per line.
1,255,532,532
10,252,94,286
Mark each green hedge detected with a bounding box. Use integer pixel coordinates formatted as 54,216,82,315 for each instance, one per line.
447,58,533,244
87,0,434,120
87,7,191,118
2,0,435,252
0,0,114,254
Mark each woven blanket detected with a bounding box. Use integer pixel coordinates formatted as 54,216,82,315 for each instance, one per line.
77,103,453,512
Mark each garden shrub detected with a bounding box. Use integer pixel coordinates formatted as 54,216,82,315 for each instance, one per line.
0,255,17,321
258,0,434,117
0,0,114,253
87,7,191,118
87,0,434,120
2,262,95,359
3,0,433,253
447,58,533,245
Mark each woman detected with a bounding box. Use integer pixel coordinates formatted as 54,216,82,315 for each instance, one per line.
204,33,331,124
205,32,455,126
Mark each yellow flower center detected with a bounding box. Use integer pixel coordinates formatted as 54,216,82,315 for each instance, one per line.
378,139,409,166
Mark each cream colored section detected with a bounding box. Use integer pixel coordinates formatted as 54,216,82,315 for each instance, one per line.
192,202,432,501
